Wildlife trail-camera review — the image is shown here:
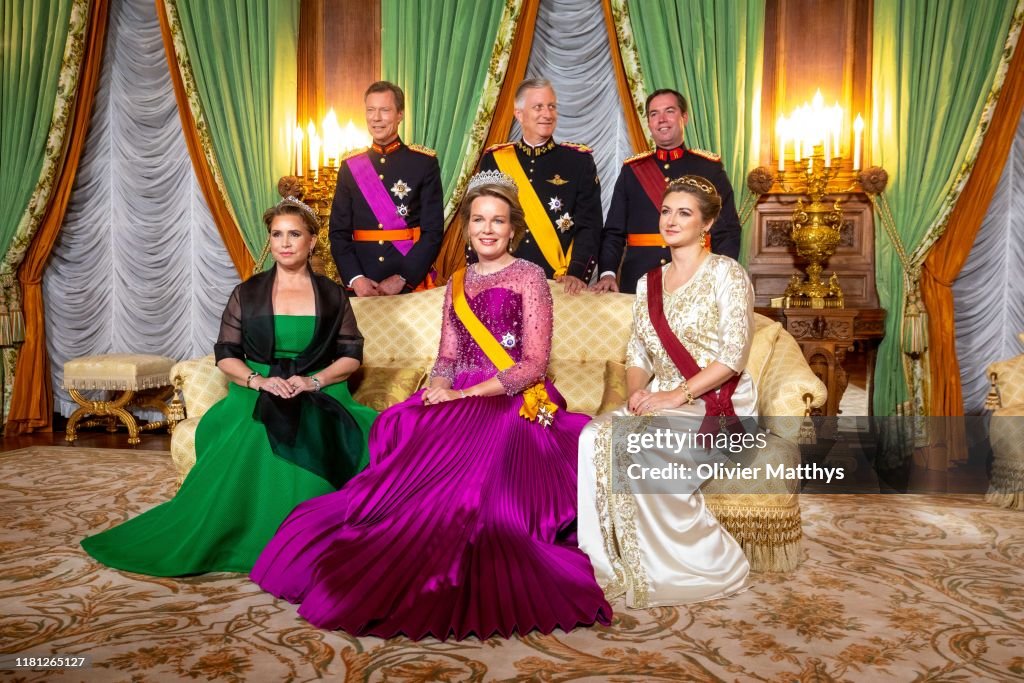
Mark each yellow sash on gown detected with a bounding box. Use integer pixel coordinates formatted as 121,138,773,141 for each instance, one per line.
492,146,573,277
451,267,558,426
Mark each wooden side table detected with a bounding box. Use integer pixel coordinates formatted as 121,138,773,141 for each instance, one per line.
755,307,886,416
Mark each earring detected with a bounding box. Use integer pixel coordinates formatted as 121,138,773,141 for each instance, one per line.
699,231,708,249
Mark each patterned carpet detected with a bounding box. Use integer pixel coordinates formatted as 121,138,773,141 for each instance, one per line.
1,447,1022,682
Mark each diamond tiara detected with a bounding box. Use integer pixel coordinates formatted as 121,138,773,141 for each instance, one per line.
277,195,320,226
669,175,718,197
467,170,518,193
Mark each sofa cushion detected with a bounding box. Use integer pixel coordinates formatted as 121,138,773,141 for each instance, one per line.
170,355,228,420
747,316,782,387
547,359,606,415
349,366,427,412
988,339,1024,408
598,361,629,415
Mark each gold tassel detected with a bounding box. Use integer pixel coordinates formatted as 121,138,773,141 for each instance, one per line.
0,283,11,348
797,393,817,445
984,372,1002,411
901,280,928,357
167,376,187,423
8,281,24,344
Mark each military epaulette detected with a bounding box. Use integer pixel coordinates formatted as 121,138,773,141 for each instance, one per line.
340,146,368,163
560,141,593,154
407,143,437,157
624,150,655,165
483,141,515,154
689,148,721,162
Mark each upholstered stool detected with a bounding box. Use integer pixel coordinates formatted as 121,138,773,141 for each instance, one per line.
63,354,179,445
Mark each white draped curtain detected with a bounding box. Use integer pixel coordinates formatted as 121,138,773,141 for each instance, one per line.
510,0,632,217
953,107,1024,414
43,0,239,416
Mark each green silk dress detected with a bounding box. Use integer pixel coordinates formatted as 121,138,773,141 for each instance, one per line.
82,316,376,576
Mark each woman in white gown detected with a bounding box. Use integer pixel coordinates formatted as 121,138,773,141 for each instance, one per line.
577,175,754,608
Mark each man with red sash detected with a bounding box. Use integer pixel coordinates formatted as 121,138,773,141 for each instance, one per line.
592,89,741,294
478,78,601,294
329,81,443,296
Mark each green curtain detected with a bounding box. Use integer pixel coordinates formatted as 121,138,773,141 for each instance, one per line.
625,0,765,264
870,0,1020,415
382,0,508,210
172,0,298,263
0,0,75,266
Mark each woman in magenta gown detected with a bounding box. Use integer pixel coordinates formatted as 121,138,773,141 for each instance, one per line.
252,172,611,640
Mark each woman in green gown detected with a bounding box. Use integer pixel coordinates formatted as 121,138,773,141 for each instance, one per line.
82,197,376,576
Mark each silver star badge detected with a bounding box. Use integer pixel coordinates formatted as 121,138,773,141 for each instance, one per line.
556,213,574,233
537,405,554,428
396,204,409,217
501,332,516,348
547,196,563,212
390,179,410,200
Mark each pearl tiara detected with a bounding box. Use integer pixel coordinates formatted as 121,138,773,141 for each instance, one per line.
277,195,320,226
467,170,518,193
669,175,718,197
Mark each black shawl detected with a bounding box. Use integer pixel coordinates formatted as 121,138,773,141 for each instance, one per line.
214,266,366,487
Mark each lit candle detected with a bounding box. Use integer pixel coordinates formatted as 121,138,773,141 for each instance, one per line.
824,129,831,168
853,115,864,170
307,121,319,182
294,126,303,176
832,104,841,158
776,116,786,172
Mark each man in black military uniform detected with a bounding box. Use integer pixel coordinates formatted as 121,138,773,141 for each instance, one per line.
478,78,601,294
592,88,742,294
329,81,443,296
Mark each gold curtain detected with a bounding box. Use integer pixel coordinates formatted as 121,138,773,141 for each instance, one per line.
434,0,540,283
155,0,255,279
5,0,111,436
601,0,648,154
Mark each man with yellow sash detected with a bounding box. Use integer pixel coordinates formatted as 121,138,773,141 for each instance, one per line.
478,78,602,294
592,89,741,294
329,81,444,296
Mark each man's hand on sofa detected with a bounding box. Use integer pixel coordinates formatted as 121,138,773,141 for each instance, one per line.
557,275,587,295
589,274,619,293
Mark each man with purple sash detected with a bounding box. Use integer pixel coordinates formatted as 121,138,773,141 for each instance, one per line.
329,81,443,296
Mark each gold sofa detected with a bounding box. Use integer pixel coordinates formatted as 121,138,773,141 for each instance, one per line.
985,332,1024,510
169,282,827,571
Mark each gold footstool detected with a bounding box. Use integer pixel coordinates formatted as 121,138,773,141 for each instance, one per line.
63,354,180,445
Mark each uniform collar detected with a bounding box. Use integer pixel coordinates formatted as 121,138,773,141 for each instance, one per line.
655,145,685,162
371,138,403,155
515,138,556,157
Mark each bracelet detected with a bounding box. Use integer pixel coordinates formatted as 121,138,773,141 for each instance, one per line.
459,389,467,399
311,375,322,392
245,372,259,389
679,379,695,405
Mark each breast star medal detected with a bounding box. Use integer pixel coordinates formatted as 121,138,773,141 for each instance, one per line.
396,204,409,217
547,196,563,212
390,179,410,200
556,213,574,233
501,332,516,348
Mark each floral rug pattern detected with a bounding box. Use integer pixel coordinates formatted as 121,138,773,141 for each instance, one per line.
1,447,1022,682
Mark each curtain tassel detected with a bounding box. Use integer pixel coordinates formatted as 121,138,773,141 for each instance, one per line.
0,280,12,348
8,281,24,344
900,279,928,358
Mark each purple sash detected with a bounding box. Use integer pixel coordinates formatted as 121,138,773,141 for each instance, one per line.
348,153,414,255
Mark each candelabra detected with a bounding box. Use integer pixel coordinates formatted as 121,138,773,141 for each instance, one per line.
773,154,860,308
273,168,342,283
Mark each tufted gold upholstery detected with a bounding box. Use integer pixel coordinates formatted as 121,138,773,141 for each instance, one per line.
64,353,177,391
985,333,1024,510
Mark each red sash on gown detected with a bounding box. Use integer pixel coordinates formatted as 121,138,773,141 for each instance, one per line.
645,266,741,435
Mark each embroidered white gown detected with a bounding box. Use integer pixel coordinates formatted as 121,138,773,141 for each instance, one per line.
577,254,754,608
